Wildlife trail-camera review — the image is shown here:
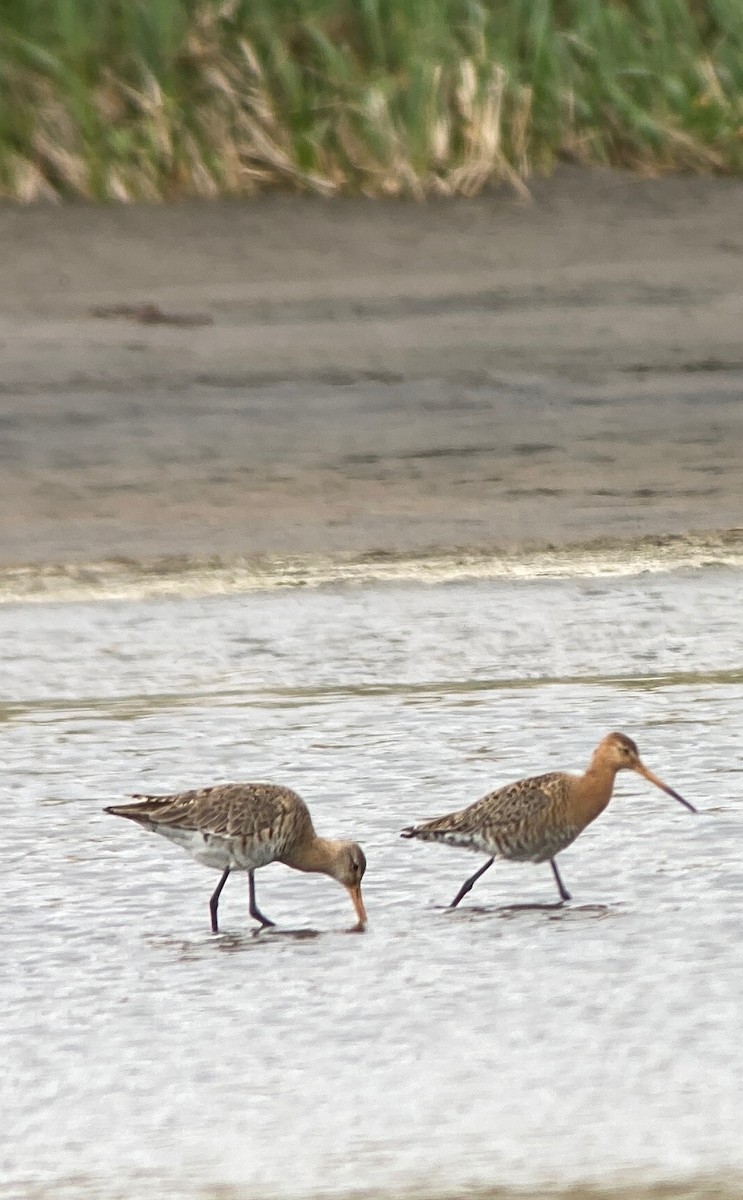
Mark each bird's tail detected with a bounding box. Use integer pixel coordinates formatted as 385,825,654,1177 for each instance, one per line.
400,809,473,842
104,797,161,826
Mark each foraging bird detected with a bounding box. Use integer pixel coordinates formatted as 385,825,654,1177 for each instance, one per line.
401,732,695,906
105,783,367,932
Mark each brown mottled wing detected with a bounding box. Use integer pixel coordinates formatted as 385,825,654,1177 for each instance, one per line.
105,782,313,849
404,771,577,861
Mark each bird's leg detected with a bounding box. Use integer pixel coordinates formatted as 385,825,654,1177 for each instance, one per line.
449,857,495,908
209,867,231,933
248,870,276,928
550,858,572,902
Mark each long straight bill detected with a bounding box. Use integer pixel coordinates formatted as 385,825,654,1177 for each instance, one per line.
636,763,697,813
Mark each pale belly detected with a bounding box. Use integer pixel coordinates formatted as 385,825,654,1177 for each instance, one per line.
153,826,280,872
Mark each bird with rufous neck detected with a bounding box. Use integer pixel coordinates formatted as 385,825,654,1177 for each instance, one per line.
401,732,695,906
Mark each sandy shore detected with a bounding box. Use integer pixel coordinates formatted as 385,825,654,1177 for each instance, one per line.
1,167,742,566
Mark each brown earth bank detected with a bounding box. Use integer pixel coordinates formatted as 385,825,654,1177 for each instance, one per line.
0,166,741,565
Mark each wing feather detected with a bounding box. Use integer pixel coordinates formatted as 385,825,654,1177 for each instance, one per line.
105,782,313,850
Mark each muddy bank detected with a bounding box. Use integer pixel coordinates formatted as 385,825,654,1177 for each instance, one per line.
1,167,741,565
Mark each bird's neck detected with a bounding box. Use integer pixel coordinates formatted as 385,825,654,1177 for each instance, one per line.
280,836,340,878
573,760,620,829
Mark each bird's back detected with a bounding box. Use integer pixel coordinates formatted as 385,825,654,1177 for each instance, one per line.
105,782,314,870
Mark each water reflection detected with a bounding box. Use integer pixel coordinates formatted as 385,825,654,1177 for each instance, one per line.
2,572,743,1200
143,928,330,960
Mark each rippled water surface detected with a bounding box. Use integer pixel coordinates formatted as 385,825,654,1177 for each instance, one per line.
2,570,743,1199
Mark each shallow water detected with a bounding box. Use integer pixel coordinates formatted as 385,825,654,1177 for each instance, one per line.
2,569,743,1200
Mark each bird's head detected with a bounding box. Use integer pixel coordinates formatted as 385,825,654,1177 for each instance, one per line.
595,732,696,812
330,841,368,928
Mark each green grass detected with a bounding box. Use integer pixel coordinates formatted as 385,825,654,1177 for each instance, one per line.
1,0,742,200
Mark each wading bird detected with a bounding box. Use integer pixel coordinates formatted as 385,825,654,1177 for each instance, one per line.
401,732,695,906
105,783,367,932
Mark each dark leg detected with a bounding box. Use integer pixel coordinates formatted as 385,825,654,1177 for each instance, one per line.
449,857,495,908
248,870,276,928
550,858,572,902
209,867,231,933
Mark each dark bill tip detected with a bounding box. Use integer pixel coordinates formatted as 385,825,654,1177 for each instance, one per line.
637,762,697,813
666,786,697,814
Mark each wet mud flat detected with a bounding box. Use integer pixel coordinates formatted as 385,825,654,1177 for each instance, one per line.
1,167,742,566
